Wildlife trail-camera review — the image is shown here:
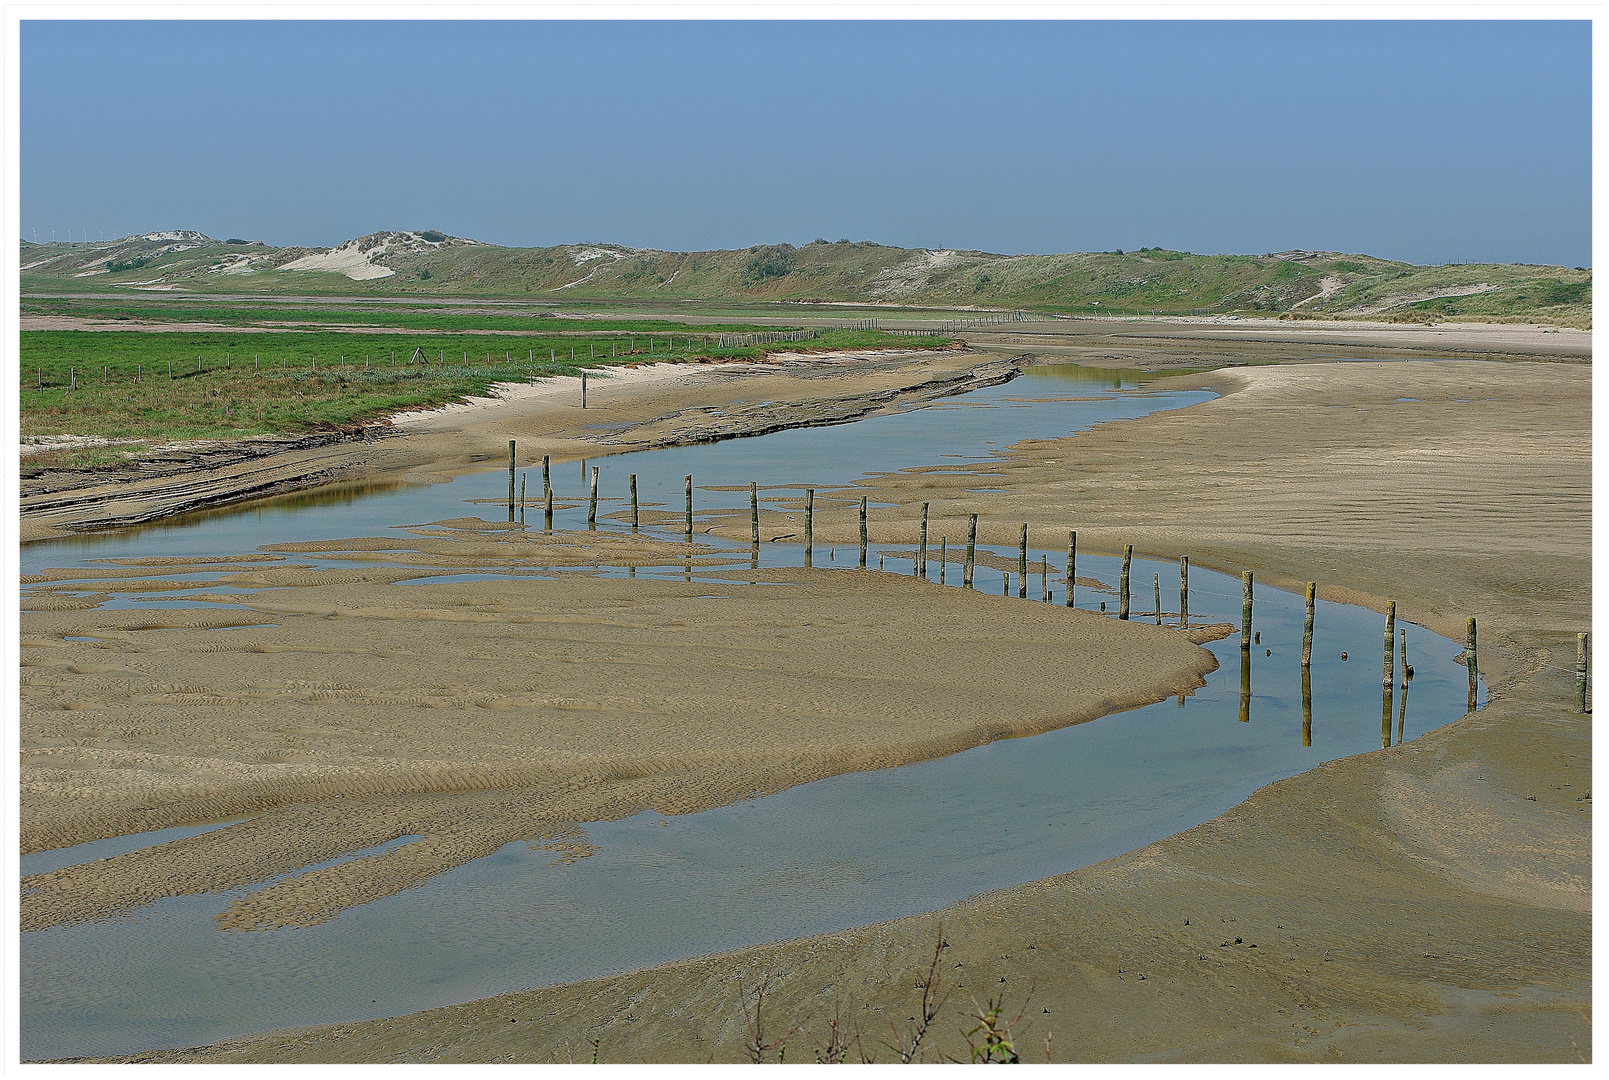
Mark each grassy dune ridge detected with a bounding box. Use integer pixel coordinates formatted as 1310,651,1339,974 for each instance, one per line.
21,232,1590,326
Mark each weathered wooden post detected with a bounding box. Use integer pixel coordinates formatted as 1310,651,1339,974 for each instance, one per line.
963,514,977,588
684,475,693,542
1397,678,1408,745
588,466,599,527
630,474,639,529
542,455,551,499
1301,582,1316,667
1003,571,1010,595
581,372,587,409
859,495,868,568
1154,573,1162,625
1400,627,1409,688
749,481,759,547
1240,571,1254,650
1301,666,1312,746
939,538,947,585
1065,532,1077,608
1466,617,1479,711
805,488,815,564
1239,649,1251,724
544,482,554,531
1042,556,1050,602
519,473,527,525
508,440,517,519
1382,683,1393,748
1017,524,1028,598
1577,632,1590,713
1119,546,1132,620
1383,601,1396,688
919,503,929,578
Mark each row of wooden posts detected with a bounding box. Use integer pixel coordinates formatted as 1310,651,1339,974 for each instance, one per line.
504,442,1589,719
936,310,1032,332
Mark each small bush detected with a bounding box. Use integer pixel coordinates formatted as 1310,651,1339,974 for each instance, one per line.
419,230,447,243
106,257,150,273
743,245,796,282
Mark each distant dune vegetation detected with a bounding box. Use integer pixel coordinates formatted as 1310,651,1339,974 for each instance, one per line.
20,229,1590,327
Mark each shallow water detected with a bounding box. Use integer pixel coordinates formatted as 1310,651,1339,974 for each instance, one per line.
20,364,1482,1059
21,364,1211,574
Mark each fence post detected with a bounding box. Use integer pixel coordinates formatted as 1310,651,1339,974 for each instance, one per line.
964,514,977,588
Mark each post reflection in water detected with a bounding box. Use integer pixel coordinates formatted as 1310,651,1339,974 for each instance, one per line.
1239,650,1252,723
1381,683,1394,748
1301,666,1313,747
1397,684,1409,745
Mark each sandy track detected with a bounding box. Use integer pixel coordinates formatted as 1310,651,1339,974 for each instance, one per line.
116,358,1593,1063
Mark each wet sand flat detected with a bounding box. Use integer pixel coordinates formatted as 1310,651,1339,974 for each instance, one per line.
124,357,1592,1063
21,555,1217,936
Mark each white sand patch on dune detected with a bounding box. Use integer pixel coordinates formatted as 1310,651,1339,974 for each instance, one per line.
1291,275,1346,308
869,249,963,300
572,247,627,265
280,240,397,281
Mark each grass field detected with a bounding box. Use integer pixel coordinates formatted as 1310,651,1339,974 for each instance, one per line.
19,328,950,444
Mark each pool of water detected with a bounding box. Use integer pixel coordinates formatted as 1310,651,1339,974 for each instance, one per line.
19,363,1481,1059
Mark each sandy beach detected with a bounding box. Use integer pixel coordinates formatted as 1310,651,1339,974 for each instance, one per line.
21,324,1591,1062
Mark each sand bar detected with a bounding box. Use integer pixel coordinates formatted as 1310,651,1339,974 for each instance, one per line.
21,543,1218,934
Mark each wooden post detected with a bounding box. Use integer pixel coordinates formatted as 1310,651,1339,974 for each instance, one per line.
581,372,587,409
1398,675,1408,745
1577,632,1589,713
508,440,516,519
1240,571,1253,650
1017,524,1028,598
919,503,929,578
519,473,527,523
1301,582,1316,667
939,537,947,585
1042,555,1049,602
963,514,977,588
1239,650,1251,723
749,481,759,547
1382,683,1393,748
1466,617,1479,711
1119,545,1132,619
542,454,551,499
1065,531,1076,608
1400,627,1409,688
859,495,868,568
544,481,554,531
1301,666,1312,746
1383,601,1396,688
588,466,599,527
685,475,693,542
1154,573,1161,625
805,488,814,562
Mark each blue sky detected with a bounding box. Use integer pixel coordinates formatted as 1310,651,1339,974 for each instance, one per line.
21,20,1591,266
